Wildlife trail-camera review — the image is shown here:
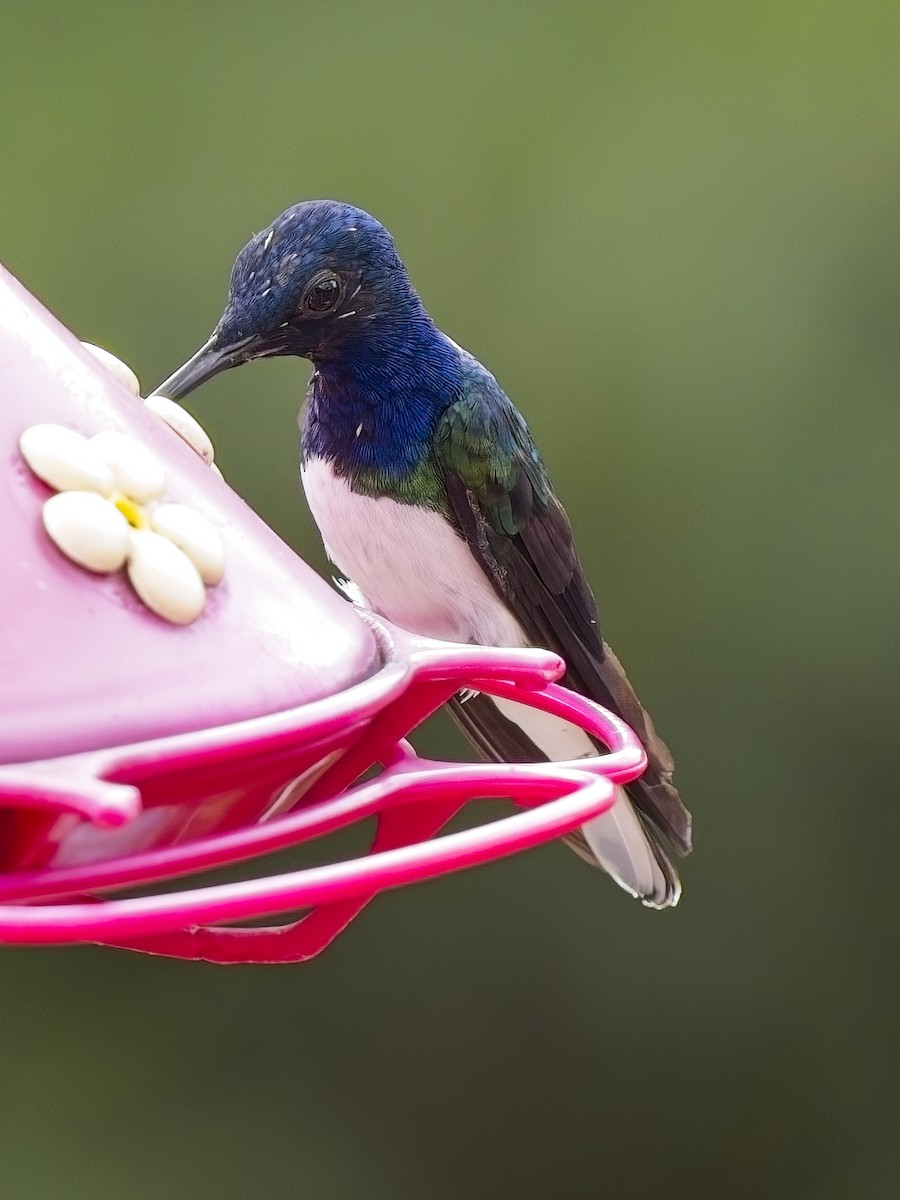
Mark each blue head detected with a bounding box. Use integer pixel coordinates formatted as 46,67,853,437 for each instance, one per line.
155,200,427,398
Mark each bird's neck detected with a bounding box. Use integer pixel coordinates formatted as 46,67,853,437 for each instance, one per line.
301,311,460,502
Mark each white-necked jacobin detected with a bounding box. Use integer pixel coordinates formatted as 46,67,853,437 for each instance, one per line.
154,200,691,907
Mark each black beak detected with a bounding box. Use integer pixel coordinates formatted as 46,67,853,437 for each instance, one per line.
150,333,259,401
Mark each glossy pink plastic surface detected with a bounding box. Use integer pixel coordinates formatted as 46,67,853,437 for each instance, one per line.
0,264,649,963
0,627,647,961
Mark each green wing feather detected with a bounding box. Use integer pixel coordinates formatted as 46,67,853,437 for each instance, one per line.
434,374,691,862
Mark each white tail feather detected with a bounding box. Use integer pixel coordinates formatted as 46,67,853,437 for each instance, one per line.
493,695,677,906
581,789,676,907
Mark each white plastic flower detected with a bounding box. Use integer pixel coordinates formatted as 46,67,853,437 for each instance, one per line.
81,341,220,472
19,423,225,625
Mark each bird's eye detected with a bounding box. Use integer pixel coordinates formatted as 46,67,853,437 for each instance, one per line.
302,274,342,315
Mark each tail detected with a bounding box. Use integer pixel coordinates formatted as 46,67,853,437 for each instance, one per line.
447,641,690,908
563,797,681,908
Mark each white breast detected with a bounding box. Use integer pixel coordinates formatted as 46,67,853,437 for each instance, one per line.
301,455,527,647
302,456,599,785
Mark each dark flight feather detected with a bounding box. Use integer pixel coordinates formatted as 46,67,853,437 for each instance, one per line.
435,374,692,887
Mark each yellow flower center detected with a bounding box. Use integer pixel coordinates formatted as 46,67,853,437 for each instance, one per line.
113,493,148,529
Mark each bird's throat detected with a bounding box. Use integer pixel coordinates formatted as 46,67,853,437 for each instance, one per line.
301,319,460,505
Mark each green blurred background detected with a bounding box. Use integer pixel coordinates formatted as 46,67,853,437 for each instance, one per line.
2,2,898,1197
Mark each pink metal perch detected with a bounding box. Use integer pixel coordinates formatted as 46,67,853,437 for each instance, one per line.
0,265,646,963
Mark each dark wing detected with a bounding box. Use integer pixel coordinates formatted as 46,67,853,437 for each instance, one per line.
434,378,691,860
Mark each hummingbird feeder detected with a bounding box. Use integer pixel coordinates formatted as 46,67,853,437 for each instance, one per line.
0,265,647,963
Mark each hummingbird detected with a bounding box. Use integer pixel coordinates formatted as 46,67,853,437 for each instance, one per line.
154,200,692,907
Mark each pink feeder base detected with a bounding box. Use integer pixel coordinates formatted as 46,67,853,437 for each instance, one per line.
0,625,646,962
